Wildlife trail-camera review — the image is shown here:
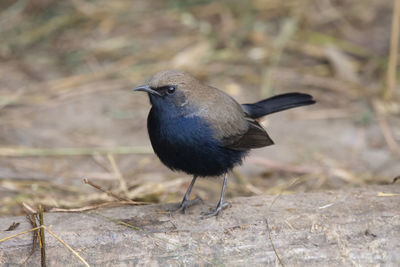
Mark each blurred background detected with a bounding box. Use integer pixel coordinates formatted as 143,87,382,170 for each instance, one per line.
0,0,399,217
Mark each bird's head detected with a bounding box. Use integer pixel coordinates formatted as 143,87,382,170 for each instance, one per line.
133,70,202,112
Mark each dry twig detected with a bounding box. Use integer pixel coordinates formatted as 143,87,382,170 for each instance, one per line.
107,153,128,194
48,201,145,213
38,205,46,267
83,178,141,203
385,0,400,100
0,146,152,157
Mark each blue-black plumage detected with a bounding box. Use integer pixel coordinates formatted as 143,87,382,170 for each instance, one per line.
133,70,315,217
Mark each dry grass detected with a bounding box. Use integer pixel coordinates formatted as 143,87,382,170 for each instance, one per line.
0,0,399,217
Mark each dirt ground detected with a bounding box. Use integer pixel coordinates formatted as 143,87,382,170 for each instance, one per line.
0,0,399,217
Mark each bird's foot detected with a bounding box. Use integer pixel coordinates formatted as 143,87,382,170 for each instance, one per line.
169,197,202,214
201,202,231,219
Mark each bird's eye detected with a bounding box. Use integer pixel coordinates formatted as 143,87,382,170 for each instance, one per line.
167,85,176,94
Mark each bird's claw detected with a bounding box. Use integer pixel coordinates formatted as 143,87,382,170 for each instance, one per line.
200,202,231,219
169,197,202,214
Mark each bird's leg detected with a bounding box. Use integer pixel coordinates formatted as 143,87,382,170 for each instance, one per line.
201,173,231,219
171,175,201,214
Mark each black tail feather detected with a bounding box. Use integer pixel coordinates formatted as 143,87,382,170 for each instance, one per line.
242,93,315,119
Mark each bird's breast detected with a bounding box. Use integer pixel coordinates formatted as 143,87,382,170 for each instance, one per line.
147,108,247,176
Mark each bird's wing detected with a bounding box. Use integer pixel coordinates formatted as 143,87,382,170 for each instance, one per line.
221,117,274,151
199,86,274,151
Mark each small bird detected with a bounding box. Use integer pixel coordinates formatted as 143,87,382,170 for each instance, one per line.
133,70,315,218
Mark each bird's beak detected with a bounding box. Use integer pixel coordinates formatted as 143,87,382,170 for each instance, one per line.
132,85,161,96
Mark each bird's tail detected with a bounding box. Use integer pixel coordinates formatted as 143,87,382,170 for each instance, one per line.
241,93,315,119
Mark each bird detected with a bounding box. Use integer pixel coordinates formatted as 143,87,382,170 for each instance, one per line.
133,70,315,218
